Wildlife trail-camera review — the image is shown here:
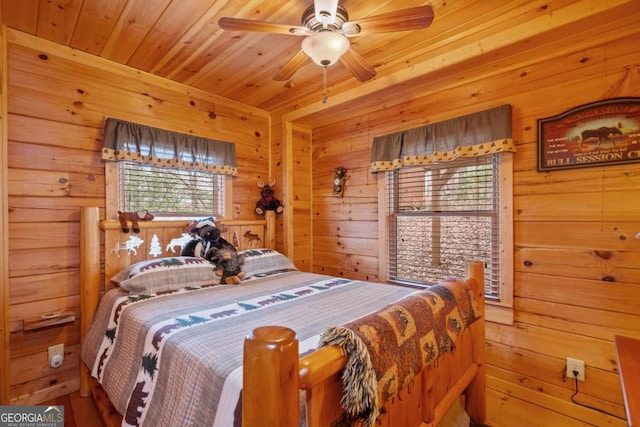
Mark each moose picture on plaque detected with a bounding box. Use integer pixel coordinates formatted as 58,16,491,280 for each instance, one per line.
537,97,640,171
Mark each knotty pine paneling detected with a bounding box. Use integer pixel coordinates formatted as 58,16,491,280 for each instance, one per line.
8,196,105,223
9,115,102,150
313,201,378,222
9,222,78,250
486,340,624,408
9,142,104,175
514,167,640,195
514,272,640,316
312,250,379,278
9,271,80,305
308,25,640,427
8,168,103,198
10,344,80,391
291,125,312,270
312,264,380,284
8,39,270,147
9,247,79,279
516,221,640,250
11,323,79,359
0,26,8,405
4,35,271,404
487,370,626,426
313,235,381,259
9,296,79,333
515,247,640,284
10,371,79,407
515,298,640,342
313,220,379,241
517,190,640,221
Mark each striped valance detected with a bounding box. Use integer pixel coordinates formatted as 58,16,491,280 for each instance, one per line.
101,118,238,176
370,105,516,172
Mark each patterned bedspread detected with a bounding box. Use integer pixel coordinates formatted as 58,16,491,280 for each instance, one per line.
319,278,480,426
81,270,415,427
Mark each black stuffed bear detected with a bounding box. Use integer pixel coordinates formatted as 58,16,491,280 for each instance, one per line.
180,220,245,284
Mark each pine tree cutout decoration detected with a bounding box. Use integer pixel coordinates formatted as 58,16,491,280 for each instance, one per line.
149,234,162,257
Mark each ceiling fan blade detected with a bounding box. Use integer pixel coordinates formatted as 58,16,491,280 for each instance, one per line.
348,5,434,34
339,48,376,82
273,49,310,81
218,17,308,35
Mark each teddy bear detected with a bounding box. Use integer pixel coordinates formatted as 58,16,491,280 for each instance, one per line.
117,210,154,233
255,178,284,216
207,247,246,284
180,219,245,284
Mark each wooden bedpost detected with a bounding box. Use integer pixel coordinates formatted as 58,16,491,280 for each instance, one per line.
265,210,276,249
243,326,300,427
80,207,101,397
464,260,487,423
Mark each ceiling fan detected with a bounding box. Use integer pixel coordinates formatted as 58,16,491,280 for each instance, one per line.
218,1,435,84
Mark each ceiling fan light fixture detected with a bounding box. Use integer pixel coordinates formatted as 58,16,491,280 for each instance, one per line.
301,31,350,67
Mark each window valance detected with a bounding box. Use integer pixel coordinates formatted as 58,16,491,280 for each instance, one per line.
370,104,516,172
101,118,238,176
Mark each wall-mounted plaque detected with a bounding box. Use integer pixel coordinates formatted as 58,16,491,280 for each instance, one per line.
537,97,640,171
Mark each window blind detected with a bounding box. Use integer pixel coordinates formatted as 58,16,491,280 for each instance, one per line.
119,162,224,218
386,155,500,299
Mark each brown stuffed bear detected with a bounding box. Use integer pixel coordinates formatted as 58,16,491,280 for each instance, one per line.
208,247,246,284
117,210,154,233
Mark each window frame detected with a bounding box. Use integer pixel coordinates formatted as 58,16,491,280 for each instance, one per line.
378,152,514,325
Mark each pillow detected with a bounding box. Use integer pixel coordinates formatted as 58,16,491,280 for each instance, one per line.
111,256,219,293
239,248,297,280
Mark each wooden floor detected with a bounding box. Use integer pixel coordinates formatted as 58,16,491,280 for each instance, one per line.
44,391,105,427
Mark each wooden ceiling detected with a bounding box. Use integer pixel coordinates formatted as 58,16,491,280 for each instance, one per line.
1,0,639,125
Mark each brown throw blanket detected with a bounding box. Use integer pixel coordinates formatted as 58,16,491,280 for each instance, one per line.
318,278,480,426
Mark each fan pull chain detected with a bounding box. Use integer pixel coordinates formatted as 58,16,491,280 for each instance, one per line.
322,66,328,103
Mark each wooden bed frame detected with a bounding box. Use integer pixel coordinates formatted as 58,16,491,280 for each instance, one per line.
79,206,486,427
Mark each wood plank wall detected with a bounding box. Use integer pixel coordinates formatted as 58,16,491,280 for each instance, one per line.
0,25,9,405
2,30,272,405
309,32,640,427
289,124,312,271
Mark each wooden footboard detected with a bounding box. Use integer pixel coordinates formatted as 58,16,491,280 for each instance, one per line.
243,261,486,427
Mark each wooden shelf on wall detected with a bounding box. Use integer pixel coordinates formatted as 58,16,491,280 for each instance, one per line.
23,310,75,331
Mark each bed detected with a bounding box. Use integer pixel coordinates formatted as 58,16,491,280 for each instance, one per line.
79,206,486,427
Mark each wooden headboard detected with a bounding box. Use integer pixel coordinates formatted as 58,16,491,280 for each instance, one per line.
99,213,275,289
78,207,276,396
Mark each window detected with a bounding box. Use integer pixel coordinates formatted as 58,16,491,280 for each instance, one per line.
102,118,237,221
371,106,515,324
383,153,514,324
119,162,225,219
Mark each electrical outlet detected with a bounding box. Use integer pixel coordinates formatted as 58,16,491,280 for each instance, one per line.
566,357,585,381
48,344,64,361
